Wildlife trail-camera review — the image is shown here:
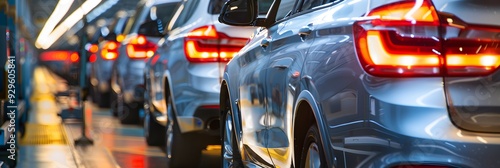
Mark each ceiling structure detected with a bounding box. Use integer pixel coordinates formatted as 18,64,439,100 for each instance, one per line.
23,0,139,50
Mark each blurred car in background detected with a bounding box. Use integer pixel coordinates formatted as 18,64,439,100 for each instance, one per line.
219,0,500,168
89,12,130,108
111,0,180,124
142,0,257,166
39,50,81,86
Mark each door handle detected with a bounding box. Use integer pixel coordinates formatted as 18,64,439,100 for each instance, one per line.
260,38,270,48
298,23,313,40
272,58,293,69
298,27,312,36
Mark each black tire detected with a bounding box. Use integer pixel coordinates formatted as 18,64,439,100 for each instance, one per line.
165,94,203,168
300,125,327,168
117,94,139,124
144,110,165,146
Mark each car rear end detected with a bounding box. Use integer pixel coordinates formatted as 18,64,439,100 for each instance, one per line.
349,0,500,167
165,0,254,135
39,50,81,86
91,13,129,98
117,0,179,105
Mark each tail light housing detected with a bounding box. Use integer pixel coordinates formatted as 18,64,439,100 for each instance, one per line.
184,25,248,63
86,43,98,63
354,0,500,77
441,18,500,76
40,51,80,63
126,35,157,59
101,41,119,60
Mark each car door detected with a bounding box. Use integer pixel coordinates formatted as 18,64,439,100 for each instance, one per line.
263,0,333,167
236,26,274,166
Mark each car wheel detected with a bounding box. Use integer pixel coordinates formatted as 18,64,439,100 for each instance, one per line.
165,94,203,168
144,110,165,146
117,93,139,124
222,107,243,168
301,125,326,168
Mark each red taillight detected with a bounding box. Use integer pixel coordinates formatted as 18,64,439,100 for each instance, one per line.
354,0,442,77
200,105,220,109
40,51,79,63
443,25,500,76
86,43,99,63
89,54,97,63
101,41,119,60
126,35,157,59
354,0,500,77
70,52,79,63
184,25,248,63
88,44,99,53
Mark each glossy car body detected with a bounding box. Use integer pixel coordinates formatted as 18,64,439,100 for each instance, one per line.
111,0,179,124
89,12,130,107
143,0,255,166
219,0,500,167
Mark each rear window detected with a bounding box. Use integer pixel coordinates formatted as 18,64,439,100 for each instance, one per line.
208,0,225,14
155,2,180,28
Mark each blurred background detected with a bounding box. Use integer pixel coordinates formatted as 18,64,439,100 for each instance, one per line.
0,0,225,167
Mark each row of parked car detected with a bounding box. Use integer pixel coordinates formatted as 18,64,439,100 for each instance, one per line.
85,0,253,167
87,0,500,167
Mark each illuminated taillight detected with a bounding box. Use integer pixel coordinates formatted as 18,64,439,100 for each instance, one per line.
126,35,157,59
354,0,442,77
70,52,79,63
117,34,125,42
354,0,500,77
88,44,99,53
89,54,97,63
86,43,99,63
184,25,248,63
442,23,500,76
101,41,119,60
40,51,79,63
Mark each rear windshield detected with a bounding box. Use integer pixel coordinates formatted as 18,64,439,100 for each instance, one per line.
209,0,273,14
208,0,225,14
155,2,179,28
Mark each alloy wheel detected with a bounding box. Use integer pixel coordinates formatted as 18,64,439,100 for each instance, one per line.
304,142,321,168
165,93,174,164
222,109,234,168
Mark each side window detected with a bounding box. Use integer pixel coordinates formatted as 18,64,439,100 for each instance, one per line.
299,0,323,11
169,0,199,30
258,0,273,14
276,0,296,21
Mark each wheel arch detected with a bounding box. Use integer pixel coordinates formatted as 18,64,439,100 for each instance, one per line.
293,90,333,168
219,78,242,142
162,71,178,119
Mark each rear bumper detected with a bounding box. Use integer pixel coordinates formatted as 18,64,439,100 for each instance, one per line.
176,106,220,136
334,76,500,168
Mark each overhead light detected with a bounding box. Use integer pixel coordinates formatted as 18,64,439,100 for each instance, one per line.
35,0,74,49
36,0,103,49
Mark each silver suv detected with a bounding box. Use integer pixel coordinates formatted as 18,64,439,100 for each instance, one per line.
142,0,255,167
219,0,500,167
110,0,180,124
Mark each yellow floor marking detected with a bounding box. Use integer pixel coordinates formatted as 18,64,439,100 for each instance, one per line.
20,123,68,145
